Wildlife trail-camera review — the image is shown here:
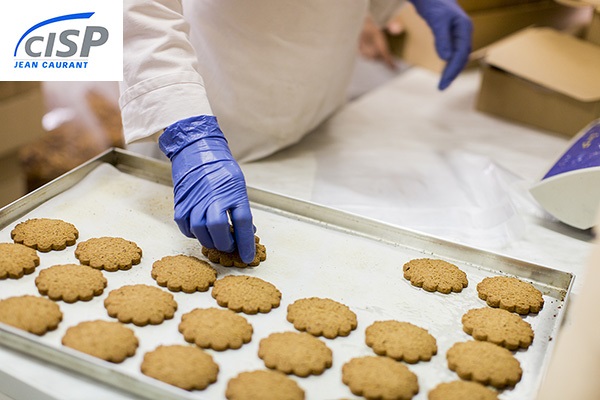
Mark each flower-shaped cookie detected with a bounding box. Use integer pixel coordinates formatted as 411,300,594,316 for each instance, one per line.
62,320,139,363
446,341,522,389
342,356,419,400
152,255,217,293
212,275,281,314
202,235,267,268
0,295,62,335
287,297,357,339
11,218,78,252
35,264,107,303
0,242,40,279
141,345,219,390
179,308,253,351
258,332,333,377
104,284,177,326
75,237,142,272
462,307,534,350
365,320,437,363
403,258,468,294
477,276,544,314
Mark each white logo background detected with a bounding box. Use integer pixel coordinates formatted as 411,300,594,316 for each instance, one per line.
0,0,122,81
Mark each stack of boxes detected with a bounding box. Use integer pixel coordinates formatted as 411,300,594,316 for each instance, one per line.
390,0,600,138
475,1,600,137
0,82,46,207
389,0,592,73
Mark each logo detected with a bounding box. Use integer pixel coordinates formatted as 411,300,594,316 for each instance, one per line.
0,1,122,81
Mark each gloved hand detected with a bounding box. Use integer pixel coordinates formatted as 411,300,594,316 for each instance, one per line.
409,0,473,90
159,115,256,263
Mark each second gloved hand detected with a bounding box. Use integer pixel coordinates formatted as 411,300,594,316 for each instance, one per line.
409,0,473,90
159,115,256,263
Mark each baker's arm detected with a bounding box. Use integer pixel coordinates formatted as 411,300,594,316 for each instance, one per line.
119,0,256,263
119,0,212,144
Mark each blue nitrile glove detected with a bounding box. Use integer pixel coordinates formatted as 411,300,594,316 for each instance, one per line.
158,115,256,263
409,0,473,90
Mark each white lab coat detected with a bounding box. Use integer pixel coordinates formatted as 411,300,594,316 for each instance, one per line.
119,0,402,162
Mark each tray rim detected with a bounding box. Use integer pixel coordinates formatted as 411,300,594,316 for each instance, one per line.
0,147,574,400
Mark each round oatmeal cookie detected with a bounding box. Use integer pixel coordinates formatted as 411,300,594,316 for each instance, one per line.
104,284,178,326
365,320,437,363
342,356,419,400
286,297,357,339
476,276,544,314
212,275,281,314
179,308,253,351
141,344,219,391
462,307,534,350
0,295,62,335
0,242,40,279
403,258,468,294
35,264,107,303
75,237,142,272
225,370,305,400
258,331,333,377
62,320,139,363
446,341,522,389
11,218,78,252
202,235,267,268
428,380,499,400
152,255,217,293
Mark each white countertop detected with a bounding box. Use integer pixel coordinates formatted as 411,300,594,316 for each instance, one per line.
0,60,595,400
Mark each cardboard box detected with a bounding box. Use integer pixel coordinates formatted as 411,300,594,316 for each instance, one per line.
0,152,27,207
587,7,600,44
0,83,46,157
389,0,593,73
475,27,600,137
459,0,542,12
0,82,46,206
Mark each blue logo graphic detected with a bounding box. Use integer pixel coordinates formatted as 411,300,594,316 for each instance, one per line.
13,11,109,70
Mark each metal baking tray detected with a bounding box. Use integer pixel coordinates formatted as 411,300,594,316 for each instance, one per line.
0,148,573,400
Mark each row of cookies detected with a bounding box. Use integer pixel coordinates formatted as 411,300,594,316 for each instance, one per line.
0,218,307,398
2,217,546,399
399,257,546,398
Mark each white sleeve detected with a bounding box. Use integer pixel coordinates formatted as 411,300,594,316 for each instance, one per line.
119,0,213,144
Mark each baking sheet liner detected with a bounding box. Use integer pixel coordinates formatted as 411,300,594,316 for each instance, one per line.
0,149,572,400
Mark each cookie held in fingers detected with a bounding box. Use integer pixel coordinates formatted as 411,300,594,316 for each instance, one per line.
287,297,357,339
0,242,40,279
104,284,177,326
179,308,253,351
62,320,139,363
462,307,534,350
342,356,419,400
446,340,522,389
141,345,219,391
212,275,281,314
35,264,107,303
0,295,62,335
11,218,78,252
403,258,468,294
258,331,333,377
225,370,305,400
152,255,217,293
476,276,544,314
365,320,437,364
428,380,499,400
202,235,267,268
75,237,142,272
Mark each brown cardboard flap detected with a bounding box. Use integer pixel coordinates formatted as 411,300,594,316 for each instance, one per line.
485,27,600,101
459,0,542,12
554,0,600,7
